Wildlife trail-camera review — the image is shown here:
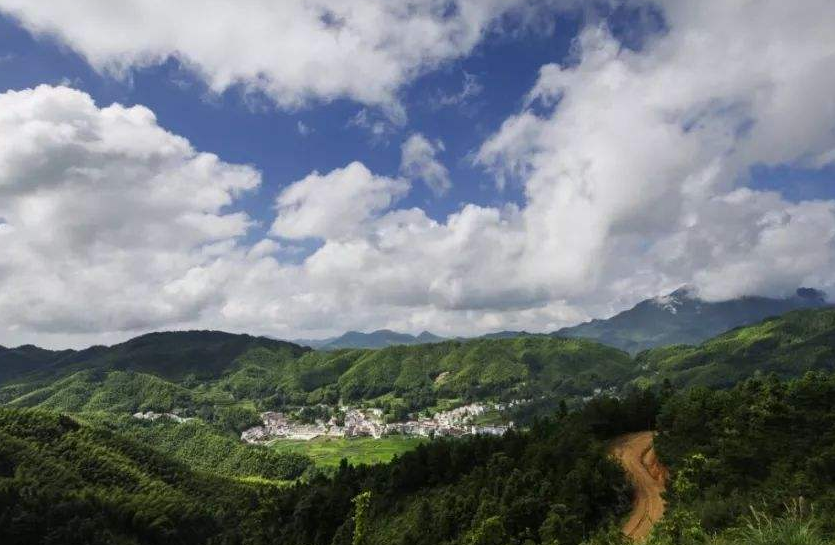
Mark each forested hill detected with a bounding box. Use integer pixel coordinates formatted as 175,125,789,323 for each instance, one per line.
0,330,308,384
0,404,632,545
5,309,835,421
635,307,835,389
5,370,835,544
3,311,835,543
0,336,634,423
554,286,828,353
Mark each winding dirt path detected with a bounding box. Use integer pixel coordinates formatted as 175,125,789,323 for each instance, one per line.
609,431,668,541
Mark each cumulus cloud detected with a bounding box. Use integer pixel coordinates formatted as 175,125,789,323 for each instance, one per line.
0,85,259,339
400,134,452,196
271,162,410,241
476,0,835,305
0,0,553,116
4,0,835,348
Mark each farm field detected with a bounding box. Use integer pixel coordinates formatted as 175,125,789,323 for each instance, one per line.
271,435,428,467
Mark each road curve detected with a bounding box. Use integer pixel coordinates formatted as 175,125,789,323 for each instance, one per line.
609,431,668,541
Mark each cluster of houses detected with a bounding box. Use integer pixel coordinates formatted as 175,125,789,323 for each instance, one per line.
240,402,514,444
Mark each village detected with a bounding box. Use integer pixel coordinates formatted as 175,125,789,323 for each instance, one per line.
240,402,515,443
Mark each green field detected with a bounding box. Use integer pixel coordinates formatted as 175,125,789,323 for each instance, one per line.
271,435,428,467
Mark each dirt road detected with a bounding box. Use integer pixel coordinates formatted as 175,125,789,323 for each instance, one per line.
609,431,668,541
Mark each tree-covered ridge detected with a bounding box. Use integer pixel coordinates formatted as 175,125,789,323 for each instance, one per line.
82,412,310,481
6,308,835,424
0,408,269,545
635,308,835,389
645,370,835,543
1,369,194,412
0,406,630,545
333,336,633,401
0,335,635,421
0,330,308,386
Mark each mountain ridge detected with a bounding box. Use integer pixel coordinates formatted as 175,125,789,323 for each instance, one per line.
0,330,308,384
292,328,445,350
553,286,829,353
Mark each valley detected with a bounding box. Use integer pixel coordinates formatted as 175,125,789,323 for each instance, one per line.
3,306,835,544
3,2,832,542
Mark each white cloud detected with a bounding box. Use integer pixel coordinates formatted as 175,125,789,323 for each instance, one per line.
0,0,553,116
4,0,835,348
296,121,313,136
400,134,452,196
270,162,410,240
0,85,259,339
476,0,835,305
437,71,484,107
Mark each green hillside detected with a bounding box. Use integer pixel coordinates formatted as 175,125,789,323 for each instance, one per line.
636,308,835,388
0,406,630,545
0,408,269,544
1,335,634,421
6,309,835,424
334,336,633,401
0,330,308,387
6,371,835,545
650,370,835,541
0,344,92,384
1,369,194,413
82,413,310,481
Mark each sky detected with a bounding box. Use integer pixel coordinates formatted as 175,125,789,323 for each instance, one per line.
0,0,834,349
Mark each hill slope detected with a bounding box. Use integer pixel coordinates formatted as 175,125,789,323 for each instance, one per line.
0,408,267,544
636,307,835,389
291,336,634,405
555,286,828,353
0,330,308,385
1,334,634,420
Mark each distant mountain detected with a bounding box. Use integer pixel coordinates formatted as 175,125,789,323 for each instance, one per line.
476,330,539,340
0,330,307,384
554,287,829,354
293,329,445,350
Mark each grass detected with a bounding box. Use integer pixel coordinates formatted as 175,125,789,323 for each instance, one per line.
473,409,508,426
718,501,830,545
271,435,427,467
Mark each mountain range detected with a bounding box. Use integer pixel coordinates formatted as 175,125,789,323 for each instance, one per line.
292,329,445,350
5,305,835,421
289,287,829,353
554,286,829,353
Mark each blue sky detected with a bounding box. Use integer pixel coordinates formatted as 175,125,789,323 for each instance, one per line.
0,1,834,348
0,10,578,236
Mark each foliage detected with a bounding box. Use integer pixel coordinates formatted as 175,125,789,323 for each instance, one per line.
84,413,310,480
0,407,629,545
636,308,835,389
1,334,635,419
655,371,835,533
0,408,267,544
352,491,372,545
